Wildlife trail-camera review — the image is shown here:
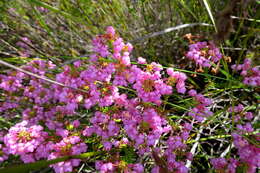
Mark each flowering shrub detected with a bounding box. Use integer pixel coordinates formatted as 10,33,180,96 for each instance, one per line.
0,27,259,173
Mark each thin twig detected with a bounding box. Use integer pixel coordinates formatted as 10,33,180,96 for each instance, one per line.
220,144,234,157
231,15,260,22
0,51,16,57
222,47,245,50
77,163,85,173
130,23,213,43
185,122,204,168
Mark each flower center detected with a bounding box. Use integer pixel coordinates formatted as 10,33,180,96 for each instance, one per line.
142,79,155,92
167,77,177,85
115,63,126,74
18,130,31,142
39,91,46,98
60,144,72,155
83,85,90,91
140,121,150,133
146,65,153,72
29,110,36,118
122,45,129,52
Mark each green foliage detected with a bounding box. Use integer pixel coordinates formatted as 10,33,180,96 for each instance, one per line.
120,146,138,164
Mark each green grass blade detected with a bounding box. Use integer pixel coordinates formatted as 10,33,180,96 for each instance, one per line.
27,0,91,28
28,0,73,18
202,0,217,32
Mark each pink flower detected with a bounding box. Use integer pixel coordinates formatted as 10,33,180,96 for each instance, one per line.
188,90,213,122
186,41,222,68
133,70,172,104
210,158,227,169
106,26,115,36
232,58,260,87
138,57,147,64
167,70,187,94
48,135,87,173
4,121,48,163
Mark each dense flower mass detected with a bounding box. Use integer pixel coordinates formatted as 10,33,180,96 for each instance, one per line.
95,160,144,173
210,157,238,173
132,70,172,104
211,104,259,173
185,41,222,68
231,58,260,86
0,26,259,173
48,135,87,173
187,89,213,122
3,121,48,163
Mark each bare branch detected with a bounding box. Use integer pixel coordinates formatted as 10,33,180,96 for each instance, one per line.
131,23,213,43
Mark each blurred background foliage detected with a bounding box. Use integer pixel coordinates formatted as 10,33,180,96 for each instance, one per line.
0,0,259,67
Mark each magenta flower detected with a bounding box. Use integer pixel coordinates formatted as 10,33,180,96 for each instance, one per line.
187,90,213,122
133,70,172,104
232,58,260,86
4,121,48,163
186,41,222,68
48,135,87,173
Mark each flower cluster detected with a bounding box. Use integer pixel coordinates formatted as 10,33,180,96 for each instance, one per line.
167,68,187,94
83,111,120,150
210,158,238,173
48,135,87,173
231,58,260,86
95,160,144,173
230,104,259,173
122,108,171,154
16,37,32,57
185,41,222,68
0,26,258,173
132,69,172,104
3,121,48,163
151,122,193,173
187,89,213,122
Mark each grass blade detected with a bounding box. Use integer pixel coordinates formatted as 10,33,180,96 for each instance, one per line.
27,0,92,28
202,0,217,32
